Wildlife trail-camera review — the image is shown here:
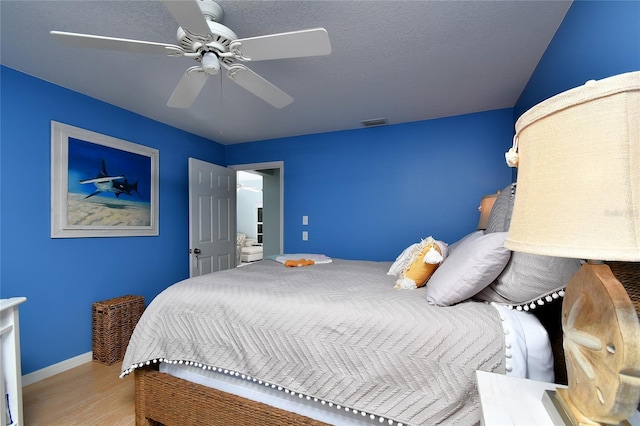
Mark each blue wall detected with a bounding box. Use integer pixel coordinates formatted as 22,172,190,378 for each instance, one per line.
515,0,640,118
226,110,514,261
1,66,225,374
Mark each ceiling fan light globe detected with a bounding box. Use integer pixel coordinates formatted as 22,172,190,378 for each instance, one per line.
202,52,220,75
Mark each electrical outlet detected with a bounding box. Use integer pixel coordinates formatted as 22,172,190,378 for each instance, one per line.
302,231,308,241
302,215,308,225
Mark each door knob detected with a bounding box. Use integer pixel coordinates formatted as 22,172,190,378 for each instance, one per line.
193,248,201,254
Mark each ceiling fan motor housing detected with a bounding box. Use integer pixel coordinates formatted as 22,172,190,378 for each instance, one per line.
176,1,237,65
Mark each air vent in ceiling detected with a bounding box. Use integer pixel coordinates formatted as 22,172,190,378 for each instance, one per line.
360,118,387,127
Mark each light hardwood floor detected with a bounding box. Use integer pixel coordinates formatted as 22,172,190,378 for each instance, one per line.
22,361,135,425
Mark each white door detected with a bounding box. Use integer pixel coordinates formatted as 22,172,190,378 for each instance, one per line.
188,158,236,277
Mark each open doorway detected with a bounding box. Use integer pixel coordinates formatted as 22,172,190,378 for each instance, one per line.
237,171,263,264
232,162,283,265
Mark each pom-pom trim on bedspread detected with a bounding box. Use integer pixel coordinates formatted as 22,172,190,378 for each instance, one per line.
502,289,566,312
121,359,408,426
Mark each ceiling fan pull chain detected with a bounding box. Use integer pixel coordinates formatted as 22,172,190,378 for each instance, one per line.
219,68,224,138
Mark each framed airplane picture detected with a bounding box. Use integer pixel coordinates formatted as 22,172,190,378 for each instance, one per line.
51,121,159,238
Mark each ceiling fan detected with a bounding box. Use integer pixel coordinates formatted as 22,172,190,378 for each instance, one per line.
50,0,331,109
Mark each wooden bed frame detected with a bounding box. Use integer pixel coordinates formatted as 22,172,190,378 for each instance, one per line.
132,262,640,426
134,367,326,426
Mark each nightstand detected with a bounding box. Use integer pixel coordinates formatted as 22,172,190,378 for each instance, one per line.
476,371,640,426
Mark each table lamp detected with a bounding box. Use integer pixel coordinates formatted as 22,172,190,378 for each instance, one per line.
477,191,500,230
504,71,640,425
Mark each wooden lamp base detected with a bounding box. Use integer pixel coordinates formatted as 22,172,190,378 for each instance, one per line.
543,263,640,425
543,388,635,426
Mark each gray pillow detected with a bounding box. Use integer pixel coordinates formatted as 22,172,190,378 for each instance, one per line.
485,183,516,234
475,251,582,307
478,181,580,308
426,232,511,306
447,230,483,255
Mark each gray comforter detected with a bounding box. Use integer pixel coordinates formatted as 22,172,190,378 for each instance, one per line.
122,259,505,425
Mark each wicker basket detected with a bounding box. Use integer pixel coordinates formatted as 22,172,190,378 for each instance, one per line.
92,295,144,365
608,261,640,320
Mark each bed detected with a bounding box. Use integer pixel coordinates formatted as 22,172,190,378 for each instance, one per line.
121,185,640,425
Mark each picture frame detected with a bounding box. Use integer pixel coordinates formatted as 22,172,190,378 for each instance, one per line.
51,121,159,238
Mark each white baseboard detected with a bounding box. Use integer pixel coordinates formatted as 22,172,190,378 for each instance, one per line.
22,351,93,386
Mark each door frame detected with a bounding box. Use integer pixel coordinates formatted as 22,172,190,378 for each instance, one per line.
230,161,284,255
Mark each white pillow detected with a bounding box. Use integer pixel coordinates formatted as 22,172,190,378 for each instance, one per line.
517,309,555,382
493,305,527,378
490,304,555,381
387,243,419,276
425,232,510,306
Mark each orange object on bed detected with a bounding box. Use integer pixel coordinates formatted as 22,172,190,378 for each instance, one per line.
284,259,315,267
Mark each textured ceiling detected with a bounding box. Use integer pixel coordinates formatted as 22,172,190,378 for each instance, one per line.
0,0,572,144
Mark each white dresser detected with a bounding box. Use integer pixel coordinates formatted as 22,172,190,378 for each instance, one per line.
1,297,26,426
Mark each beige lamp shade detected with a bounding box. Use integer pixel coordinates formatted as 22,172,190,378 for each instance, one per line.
477,192,499,230
505,71,640,261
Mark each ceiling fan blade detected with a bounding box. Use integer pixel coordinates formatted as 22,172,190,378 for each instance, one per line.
225,65,293,109
167,67,209,108
50,31,183,56
230,28,331,62
163,0,212,39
